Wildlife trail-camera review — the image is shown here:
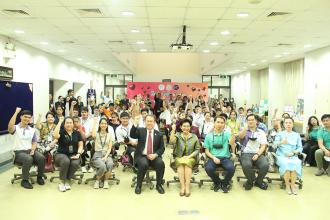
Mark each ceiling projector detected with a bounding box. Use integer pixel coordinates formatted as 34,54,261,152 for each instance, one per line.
170,25,193,51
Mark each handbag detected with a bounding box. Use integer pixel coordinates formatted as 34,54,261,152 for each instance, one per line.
44,152,54,172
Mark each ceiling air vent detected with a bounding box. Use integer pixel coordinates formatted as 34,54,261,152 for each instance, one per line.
77,8,103,17
2,9,30,16
108,40,124,44
61,41,75,44
230,42,245,45
267,12,291,17
277,43,293,46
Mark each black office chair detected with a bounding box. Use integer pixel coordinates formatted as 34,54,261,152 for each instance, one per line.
131,167,165,190
11,154,47,184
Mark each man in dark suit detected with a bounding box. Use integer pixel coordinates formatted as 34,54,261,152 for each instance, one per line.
130,114,165,195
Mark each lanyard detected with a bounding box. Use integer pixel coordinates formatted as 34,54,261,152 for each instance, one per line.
99,133,108,149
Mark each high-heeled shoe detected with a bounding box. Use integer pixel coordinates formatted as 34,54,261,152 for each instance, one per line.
291,185,298,195
286,186,292,195
185,191,191,197
179,189,185,197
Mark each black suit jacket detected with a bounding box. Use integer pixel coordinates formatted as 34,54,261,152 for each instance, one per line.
130,125,165,159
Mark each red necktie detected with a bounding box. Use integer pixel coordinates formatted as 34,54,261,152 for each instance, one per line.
147,130,153,155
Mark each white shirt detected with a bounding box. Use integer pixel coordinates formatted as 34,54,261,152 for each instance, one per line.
192,112,205,127
143,129,154,155
115,123,137,145
199,120,214,136
12,124,37,151
80,117,92,137
243,129,268,154
138,117,159,131
159,109,172,125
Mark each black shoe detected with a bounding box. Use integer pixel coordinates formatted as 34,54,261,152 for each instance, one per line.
135,185,142,194
99,181,104,188
213,183,222,192
21,180,33,189
156,184,165,194
255,181,268,190
37,176,45,185
222,183,230,193
243,181,253,191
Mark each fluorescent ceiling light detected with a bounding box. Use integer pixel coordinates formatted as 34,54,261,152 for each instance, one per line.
220,30,230,35
131,29,140,33
40,42,49,45
304,44,312,48
136,41,144,45
210,42,219,46
203,49,210,53
140,49,147,52
237,12,249,17
121,11,134,16
15,30,24,34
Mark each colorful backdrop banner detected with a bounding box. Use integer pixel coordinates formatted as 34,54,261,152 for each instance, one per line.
127,82,208,101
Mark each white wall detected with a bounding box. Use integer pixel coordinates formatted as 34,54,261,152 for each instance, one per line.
268,63,286,124
231,71,251,108
135,53,201,82
0,35,104,164
304,46,330,125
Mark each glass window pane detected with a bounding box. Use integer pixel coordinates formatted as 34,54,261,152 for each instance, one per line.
212,75,229,86
203,76,211,86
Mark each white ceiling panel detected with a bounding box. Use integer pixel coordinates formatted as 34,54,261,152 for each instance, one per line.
185,8,226,19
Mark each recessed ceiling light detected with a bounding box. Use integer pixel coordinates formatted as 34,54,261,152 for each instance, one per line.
121,11,134,16
136,41,144,45
40,42,48,45
304,44,312,48
261,59,267,63
203,49,210,53
77,58,82,61
140,49,147,52
237,12,249,17
14,30,24,34
131,29,140,33
250,63,256,66
220,30,230,36
274,55,282,58
210,42,219,46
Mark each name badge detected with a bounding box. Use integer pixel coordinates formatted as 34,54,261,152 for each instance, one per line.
69,145,73,153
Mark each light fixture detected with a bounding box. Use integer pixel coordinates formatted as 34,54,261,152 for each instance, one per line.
220,30,230,36
203,49,210,53
250,63,256,66
14,30,24,34
274,55,282,58
131,29,140,33
86,62,91,65
140,49,147,52
210,42,219,46
77,58,82,61
121,11,134,16
282,52,290,55
136,41,144,45
237,12,249,17
261,59,267,63
304,44,312,48
40,42,49,45
58,49,66,53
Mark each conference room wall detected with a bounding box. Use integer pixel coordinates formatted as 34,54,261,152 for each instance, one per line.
0,35,104,166
304,45,330,125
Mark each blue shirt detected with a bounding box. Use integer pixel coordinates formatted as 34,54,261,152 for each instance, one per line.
274,131,302,157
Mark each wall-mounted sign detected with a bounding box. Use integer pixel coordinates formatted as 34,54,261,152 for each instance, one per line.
0,66,13,80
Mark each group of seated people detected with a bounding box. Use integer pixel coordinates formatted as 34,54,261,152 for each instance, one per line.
7,90,330,197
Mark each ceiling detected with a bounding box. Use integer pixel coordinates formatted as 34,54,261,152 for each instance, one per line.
0,0,330,75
